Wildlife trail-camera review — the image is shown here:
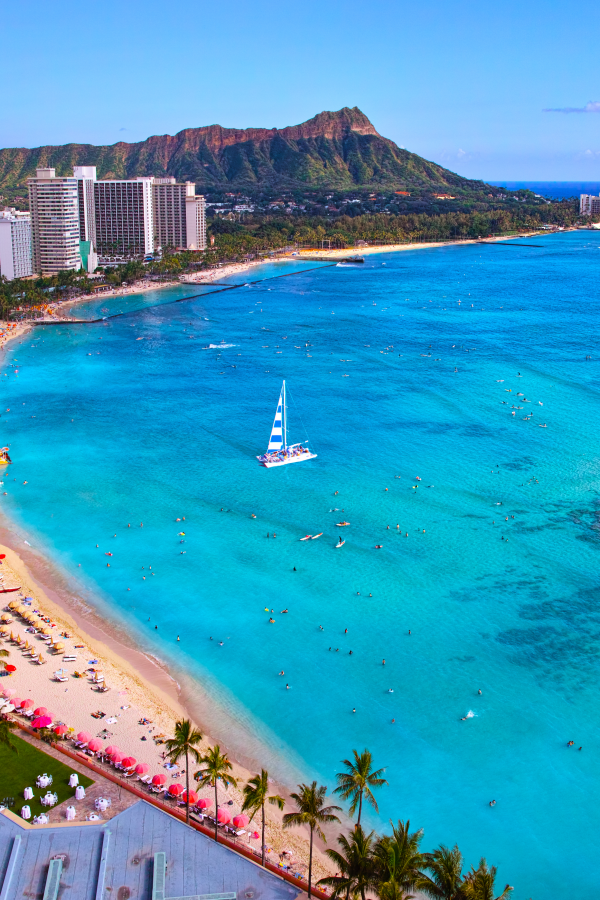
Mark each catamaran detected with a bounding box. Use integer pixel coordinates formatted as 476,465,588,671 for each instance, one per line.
257,381,317,468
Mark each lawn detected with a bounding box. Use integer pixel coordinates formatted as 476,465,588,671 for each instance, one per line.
0,734,94,816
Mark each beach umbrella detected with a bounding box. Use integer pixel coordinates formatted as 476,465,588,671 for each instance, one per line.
0,614,11,623
168,783,184,797
135,763,149,775
34,706,48,716
197,798,210,809
40,627,52,636
77,731,92,743
53,643,64,653
20,699,34,710
4,665,16,674
182,789,198,804
2,688,15,698
122,756,136,769
104,745,120,756
32,716,52,728
152,774,167,786
0,628,9,636
217,808,231,824
16,605,26,615
233,814,250,828
53,725,68,736
11,698,21,708
88,738,103,752
7,600,18,610
110,751,124,763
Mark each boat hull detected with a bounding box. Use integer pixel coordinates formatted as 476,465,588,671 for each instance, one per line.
258,453,317,468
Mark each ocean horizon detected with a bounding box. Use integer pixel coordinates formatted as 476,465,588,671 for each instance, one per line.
2,236,600,897
488,180,600,199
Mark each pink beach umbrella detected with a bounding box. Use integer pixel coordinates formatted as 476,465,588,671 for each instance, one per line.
110,751,124,763
182,790,198,805
197,798,210,809
135,763,149,775
32,716,52,728
2,688,15,698
11,699,22,709
19,699,33,709
77,731,92,743
53,725,68,736
104,745,120,756
87,739,103,752
168,783,184,797
233,814,250,828
152,774,167,786
34,706,48,716
217,808,231,824
122,757,137,769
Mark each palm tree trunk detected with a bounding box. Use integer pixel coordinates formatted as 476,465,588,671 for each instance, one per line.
214,781,218,842
261,801,266,867
308,826,313,899
185,747,190,825
357,790,363,826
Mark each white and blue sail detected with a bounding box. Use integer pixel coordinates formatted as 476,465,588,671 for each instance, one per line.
267,383,286,452
257,380,317,468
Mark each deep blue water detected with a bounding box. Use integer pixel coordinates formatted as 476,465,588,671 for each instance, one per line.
489,180,600,199
3,238,600,897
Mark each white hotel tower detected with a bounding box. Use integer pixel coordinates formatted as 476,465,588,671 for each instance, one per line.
27,169,81,275
0,208,33,280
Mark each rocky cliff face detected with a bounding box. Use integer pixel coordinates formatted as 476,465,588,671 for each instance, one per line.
0,107,482,194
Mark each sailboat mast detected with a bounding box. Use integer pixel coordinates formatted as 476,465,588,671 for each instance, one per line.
282,380,287,450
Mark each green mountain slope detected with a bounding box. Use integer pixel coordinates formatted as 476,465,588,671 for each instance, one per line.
0,107,487,195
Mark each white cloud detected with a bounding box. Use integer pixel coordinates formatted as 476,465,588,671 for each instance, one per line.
543,100,600,114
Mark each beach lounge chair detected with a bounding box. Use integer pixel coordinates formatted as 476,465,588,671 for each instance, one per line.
63,655,77,662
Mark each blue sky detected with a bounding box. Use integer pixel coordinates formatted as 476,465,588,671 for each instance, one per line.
2,0,599,180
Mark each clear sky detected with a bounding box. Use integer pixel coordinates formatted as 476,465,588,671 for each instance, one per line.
2,0,599,180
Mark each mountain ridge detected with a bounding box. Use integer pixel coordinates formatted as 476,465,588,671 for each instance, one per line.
0,107,487,195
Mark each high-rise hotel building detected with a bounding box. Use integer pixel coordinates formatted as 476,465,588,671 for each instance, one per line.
94,177,155,260
0,208,33,280
153,177,207,251
27,169,81,275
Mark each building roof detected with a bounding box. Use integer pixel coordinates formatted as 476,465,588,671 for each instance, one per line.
0,800,301,900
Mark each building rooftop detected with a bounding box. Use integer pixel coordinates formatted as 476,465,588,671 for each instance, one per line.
0,800,302,900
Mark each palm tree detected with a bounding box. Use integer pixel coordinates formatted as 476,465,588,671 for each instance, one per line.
164,719,203,824
462,859,512,900
318,824,376,900
334,749,388,825
194,745,237,841
0,719,17,754
283,781,341,898
419,845,466,900
373,820,425,900
242,769,284,866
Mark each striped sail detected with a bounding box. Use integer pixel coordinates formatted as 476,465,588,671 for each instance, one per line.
267,385,285,451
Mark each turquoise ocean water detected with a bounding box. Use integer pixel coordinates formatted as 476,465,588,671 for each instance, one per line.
3,236,600,896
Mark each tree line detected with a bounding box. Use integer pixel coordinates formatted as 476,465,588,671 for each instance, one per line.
165,721,512,900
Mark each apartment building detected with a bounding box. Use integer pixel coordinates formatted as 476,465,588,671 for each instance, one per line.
27,168,81,275
93,178,154,261
580,194,600,216
153,177,207,250
0,208,33,280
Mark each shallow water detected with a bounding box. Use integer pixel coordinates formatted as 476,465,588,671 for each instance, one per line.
3,236,600,897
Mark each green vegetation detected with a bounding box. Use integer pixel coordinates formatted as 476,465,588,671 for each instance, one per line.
283,781,342,898
241,769,284,866
194,744,237,842
334,748,388,826
0,733,93,815
164,718,203,825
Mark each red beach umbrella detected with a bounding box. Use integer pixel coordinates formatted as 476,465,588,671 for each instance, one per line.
152,774,167,786
53,725,68,736
197,798,210,809
233,814,250,828
168,783,184,797
34,706,48,716
122,756,137,769
110,751,124,763
32,716,52,728
182,790,198,804
135,763,149,775
104,745,120,756
11,698,21,708
77,731,92,743
19,699,33,709
4,666,15,674
87,739,103,752
217,808,231,824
